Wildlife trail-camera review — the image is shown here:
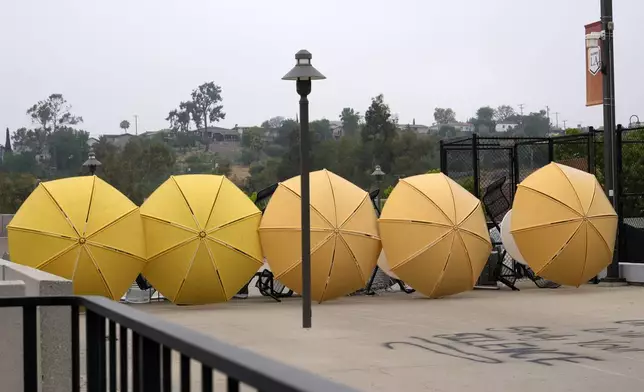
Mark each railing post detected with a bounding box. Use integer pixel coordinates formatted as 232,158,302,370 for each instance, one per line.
71,304,80,392
614,124,624,267
23,305,38,392
472,134,480,197
141,337,161,391
86,310,107,392
439,140,447,174
588,127,596,174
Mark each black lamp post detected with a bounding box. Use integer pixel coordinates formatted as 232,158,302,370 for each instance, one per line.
282,49,325,329
82,148,101,175
371,165,385,214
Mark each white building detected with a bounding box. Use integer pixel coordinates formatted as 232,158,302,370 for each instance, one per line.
429,122,475,133
495,122,518,133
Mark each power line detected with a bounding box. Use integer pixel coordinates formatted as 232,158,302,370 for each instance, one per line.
518,103,525,116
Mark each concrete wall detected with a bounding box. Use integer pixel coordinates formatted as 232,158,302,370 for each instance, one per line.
0,280,26,392
0,214,13,237
0,259,73,392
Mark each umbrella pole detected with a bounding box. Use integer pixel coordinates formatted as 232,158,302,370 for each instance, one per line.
298,79,313,329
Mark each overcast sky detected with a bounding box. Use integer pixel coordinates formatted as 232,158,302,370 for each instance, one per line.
1,0,643,137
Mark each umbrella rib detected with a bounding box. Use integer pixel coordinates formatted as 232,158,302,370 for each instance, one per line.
85,241,147,262
319,235,338,303
378,218,453,228
280,184,335,229
552,163,584,213
324,170,338,227
443,175,458,223
390,229,453,271
40,183,80,238
82,176,97,237
84,246,116,300
36,243,79,270
338,233,368,282
203,176,225,230
577,222,589,286
86,207,139,240
534,221,583,275
511,217,583,234
171,176,201,230
456,203,493,243
258,227,332,233
70,245,83,283
338,229,380,240
517,186,583,219
147,237,199,261
202,240,230,299
428,233,456,298
140,215,198,234
456,231,475,286
337,195,368,230
7,226,78,241
206,211,262,234
173,240,202,302
205,237,264,265
273,233,335,280
402,180,454,225
586,218,615,256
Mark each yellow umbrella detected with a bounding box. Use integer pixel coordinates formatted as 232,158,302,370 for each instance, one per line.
511,162,617,286
379,173,492,298
140,175,263,305
7,176,146,300
259,169,381,302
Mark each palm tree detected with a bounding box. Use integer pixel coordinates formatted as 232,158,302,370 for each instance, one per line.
119,120,130,134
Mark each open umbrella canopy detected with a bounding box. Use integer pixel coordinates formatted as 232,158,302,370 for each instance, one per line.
511,162,617,286
7,176,146,300
259,169,381,302
140,175,263,305
379,173,492,298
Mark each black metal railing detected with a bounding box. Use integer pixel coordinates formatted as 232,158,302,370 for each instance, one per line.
0,296,358,392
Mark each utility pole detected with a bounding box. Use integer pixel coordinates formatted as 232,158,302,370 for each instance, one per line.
601,0,620,281
554,112,560,129
563,120,567,129
518,103,525,116
134,115,139,136
546,105,551,131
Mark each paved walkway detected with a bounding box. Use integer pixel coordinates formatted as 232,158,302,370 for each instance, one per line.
140,283,644,391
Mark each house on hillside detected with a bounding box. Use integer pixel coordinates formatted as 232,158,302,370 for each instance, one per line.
429,122,474,133
330,121,344,139
103,134,135,149
196,127,241,143
87,137,99,148
495,121,518,133
398,119,430,135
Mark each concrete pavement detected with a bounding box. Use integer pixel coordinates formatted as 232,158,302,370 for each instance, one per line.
138,283,644,391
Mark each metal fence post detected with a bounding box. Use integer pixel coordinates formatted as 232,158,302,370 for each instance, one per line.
512,143,520,197
588,128,596,174
613,124,624,268
547,138,554,163
472,134,480,197
439,140,447,174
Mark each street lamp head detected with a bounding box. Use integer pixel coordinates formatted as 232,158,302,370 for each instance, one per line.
371,165,385,182
282,50,326,81
82,148,102,175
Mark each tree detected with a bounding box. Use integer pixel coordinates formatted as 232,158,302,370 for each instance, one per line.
241,127,264,164
339,108,361,137
261,116,286,129
119,120,130,134
494,105,516,122
191,82,225,132
4,128,11,152
434,108,456,125
47,127,90,177
310,119,333,142
362,94,398,173
439,125,458,138
11,127,43,153
26,94,82,133
523,111,550,137
0,173,39,213
474,106,496,133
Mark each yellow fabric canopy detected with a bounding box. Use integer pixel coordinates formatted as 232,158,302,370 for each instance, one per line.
140,175,263,305
259,169,381,302
7,176,146,300
511,162,617,286
379,173,492,298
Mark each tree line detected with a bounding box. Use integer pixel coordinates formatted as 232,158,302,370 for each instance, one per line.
0,82,570,214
